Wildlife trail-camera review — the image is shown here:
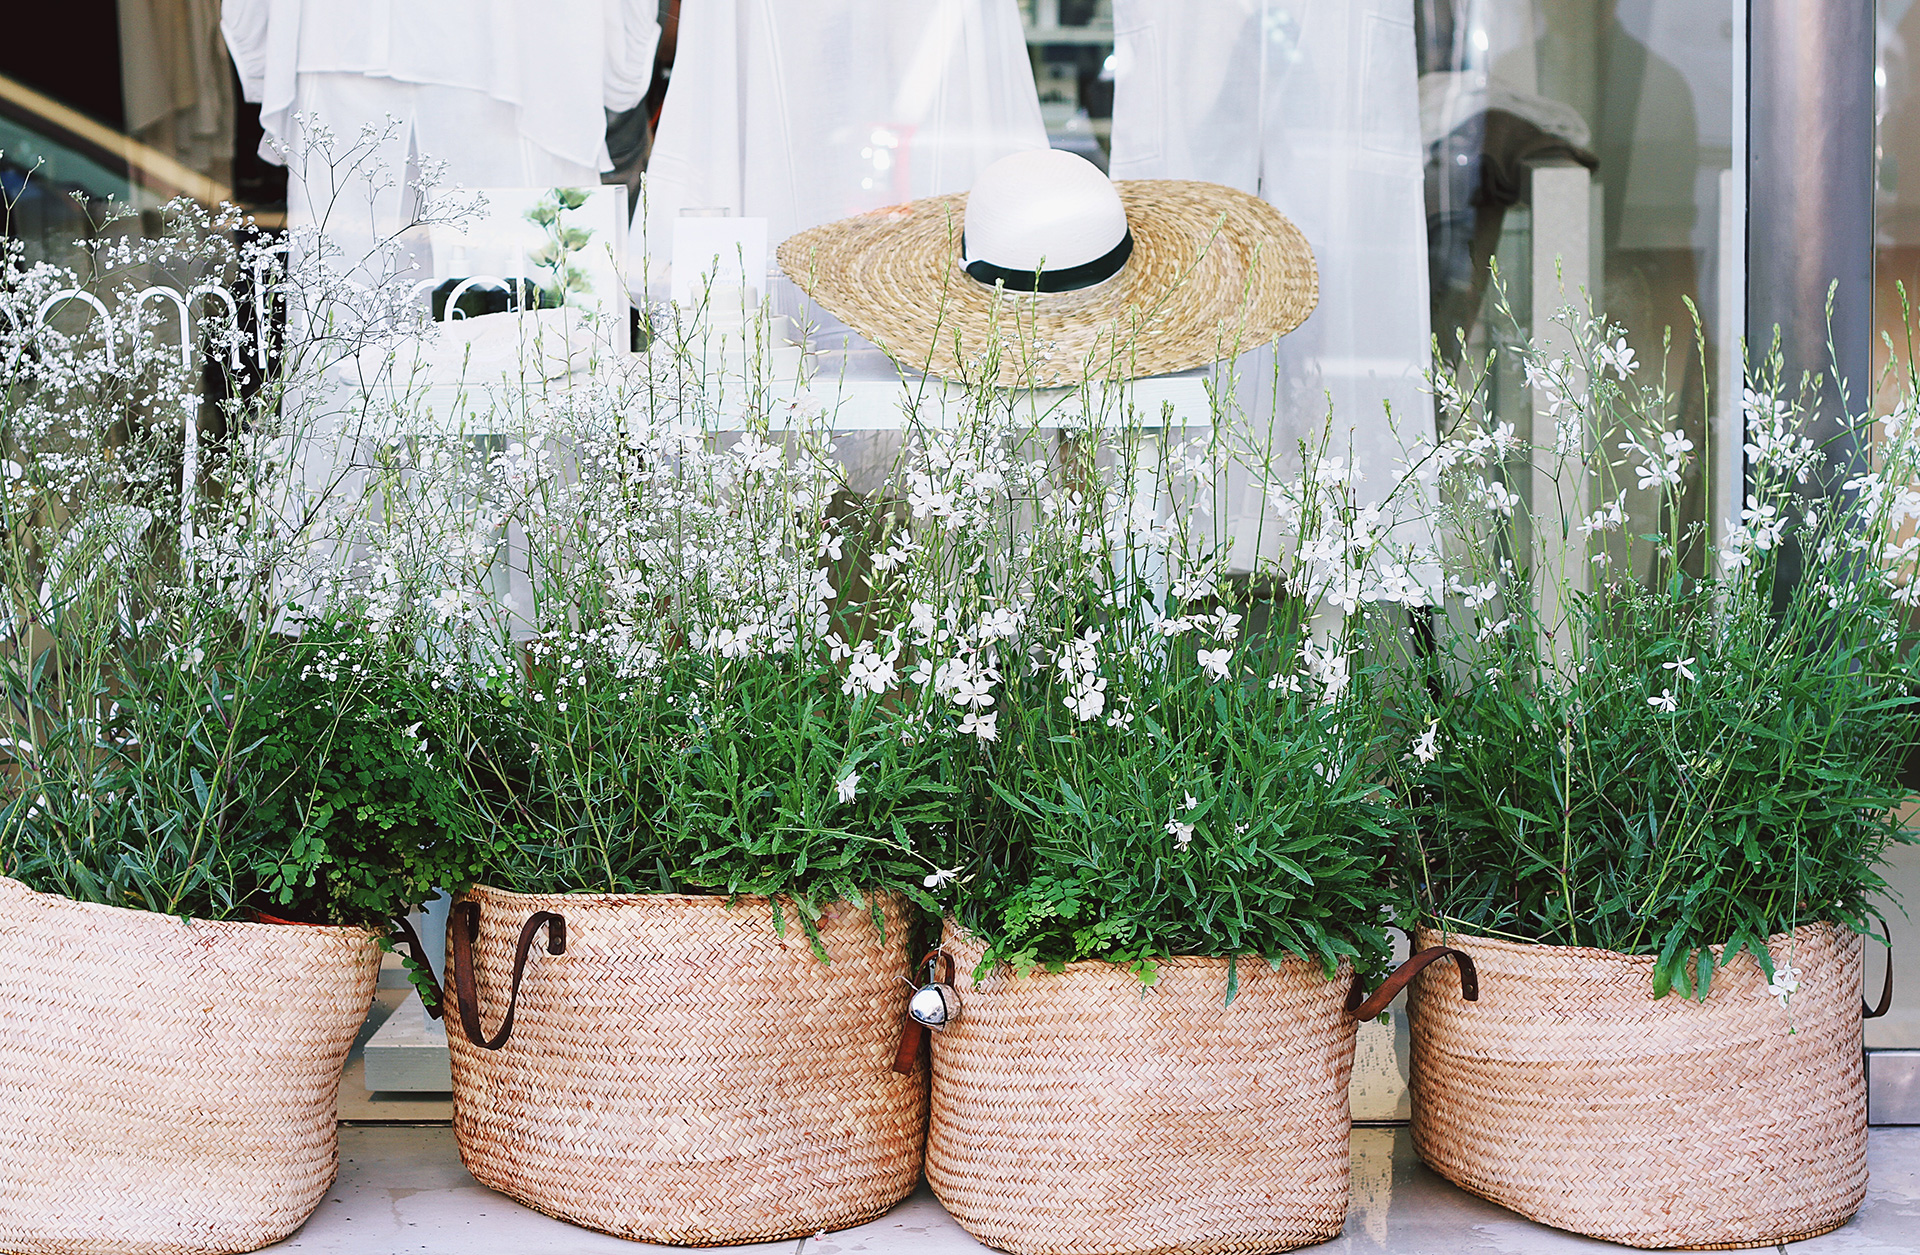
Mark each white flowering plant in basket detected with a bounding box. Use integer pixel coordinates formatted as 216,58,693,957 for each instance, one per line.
880,375,1430,986
1385,291,1919,1000
0,135,491,927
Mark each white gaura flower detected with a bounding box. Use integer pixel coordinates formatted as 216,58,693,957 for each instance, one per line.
835,771,861,804
923,867,961,891
1662,656,1698,682
842,643,898,696
1410,718,1440,764
977,606,1021,641
1764,957,1800,1008
1165,819,1194,850
1064,676,1107,721
1598,335,1638,379
908,601,939,643
1197,648,1232,680
1183,792,1199,812
958,709,999,742
1648,689,1678,713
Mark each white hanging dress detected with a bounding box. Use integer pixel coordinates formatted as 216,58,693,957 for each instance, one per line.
222,0,658,237
640,0,1048,279
1108,0,1436,567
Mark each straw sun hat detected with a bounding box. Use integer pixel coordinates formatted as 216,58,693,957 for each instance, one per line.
776,149,1318,388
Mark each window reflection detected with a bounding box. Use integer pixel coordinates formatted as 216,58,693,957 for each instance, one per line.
1416,0,1734,580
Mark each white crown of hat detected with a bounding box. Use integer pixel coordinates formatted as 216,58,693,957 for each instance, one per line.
961,150,1132,290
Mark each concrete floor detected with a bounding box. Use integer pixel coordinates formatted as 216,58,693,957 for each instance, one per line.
262,1124,1920,1255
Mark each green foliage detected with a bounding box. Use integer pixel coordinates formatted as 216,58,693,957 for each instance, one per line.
1388,299,1919,998
447,646,956,947
1397,578,1911,995
0,612,265,919
238,621,485,927
0,612,483,928
959,623,1397,984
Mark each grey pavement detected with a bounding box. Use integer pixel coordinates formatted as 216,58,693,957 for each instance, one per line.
262,1125,1920,1254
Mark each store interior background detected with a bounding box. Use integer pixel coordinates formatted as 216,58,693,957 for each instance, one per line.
0,0,1914,1056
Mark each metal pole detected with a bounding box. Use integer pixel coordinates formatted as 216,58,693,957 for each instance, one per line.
1746,0,1875,489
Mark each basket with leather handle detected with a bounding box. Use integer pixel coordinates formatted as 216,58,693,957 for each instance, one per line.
1408,922,1879,1250
921,923,1474,1255
440,883,928,1245
0,875,380,1255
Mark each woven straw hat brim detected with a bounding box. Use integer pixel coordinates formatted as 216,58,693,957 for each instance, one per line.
777,179,1318,388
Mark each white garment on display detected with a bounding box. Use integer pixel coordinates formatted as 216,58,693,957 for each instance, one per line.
221,0,658,233
1109,0,1436,565
642,0,1048,283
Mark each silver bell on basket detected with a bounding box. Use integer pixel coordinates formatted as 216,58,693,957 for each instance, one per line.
910,950,960,1030
910,981,959,1029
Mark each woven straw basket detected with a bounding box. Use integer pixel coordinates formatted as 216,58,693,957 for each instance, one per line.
445,884,928,1245
925,925,1385,1255
1408,922,1867,1250
0,875,380,1255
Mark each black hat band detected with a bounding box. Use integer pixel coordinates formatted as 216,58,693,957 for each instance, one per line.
961,229,1134,293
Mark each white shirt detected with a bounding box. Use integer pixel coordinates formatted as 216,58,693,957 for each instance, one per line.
221,0,658,172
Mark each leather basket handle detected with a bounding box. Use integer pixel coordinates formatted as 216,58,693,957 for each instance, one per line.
1866,920,1895,1020
449,900,566,1051
891,948,954,1076
386,913,444,1020
1347,945,1479,1021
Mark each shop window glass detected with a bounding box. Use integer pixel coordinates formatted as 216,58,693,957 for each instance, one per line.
1416,0,1738,583
1872,0,1920,1052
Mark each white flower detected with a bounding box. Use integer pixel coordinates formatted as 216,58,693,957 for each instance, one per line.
1662,656,1698,682
1741,497,1786,551
958,709,999,742
1476,480,1520,517
712,626,755,659
977,607,1021,641
1598,335,1638,379
1165,819,1194,850
1765,957,1800,1007
923,867,961,891
842,643,898,696
1197,648,1232,680
1064,676,1107,722
1410,718,1440,764
1183,792,1199,812
835,771,862,804
1647,689,1678,713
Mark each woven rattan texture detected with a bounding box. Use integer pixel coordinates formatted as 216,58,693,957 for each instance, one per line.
0,875,379,1255
1408,923,1866,1250
447,886,928,1245
925,926,1357,1255
777,180,1318,388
